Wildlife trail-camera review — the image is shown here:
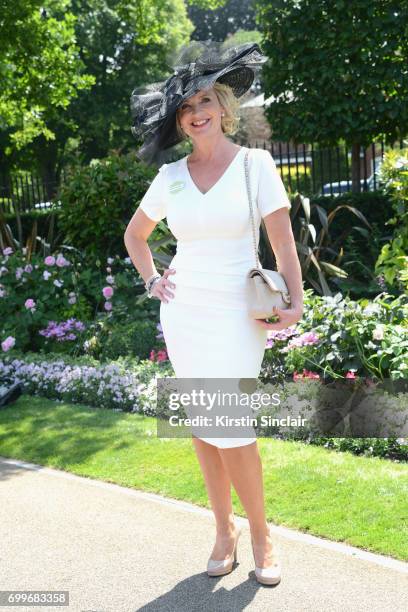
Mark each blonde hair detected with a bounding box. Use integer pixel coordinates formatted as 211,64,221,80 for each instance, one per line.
175,82,240,140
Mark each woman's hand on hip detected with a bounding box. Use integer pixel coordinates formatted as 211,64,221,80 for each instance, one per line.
254,305,303,330
150,268,176,303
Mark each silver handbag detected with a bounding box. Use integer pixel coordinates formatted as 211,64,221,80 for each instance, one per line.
244,148,291,319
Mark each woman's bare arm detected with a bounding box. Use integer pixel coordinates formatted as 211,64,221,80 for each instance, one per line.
123,208,175,302
123,208,162,283
263,207,304,316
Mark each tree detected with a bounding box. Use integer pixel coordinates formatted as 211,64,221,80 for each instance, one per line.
187,0,256,42
255,0,408,191
66,0,194,163
1,0,222,185
0,0,94,154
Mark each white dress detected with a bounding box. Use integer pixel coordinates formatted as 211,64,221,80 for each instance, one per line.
139,146,291,448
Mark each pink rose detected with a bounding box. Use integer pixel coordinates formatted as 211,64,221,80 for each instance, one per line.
25,298,36,309
102,286,113,299
1,336,15,351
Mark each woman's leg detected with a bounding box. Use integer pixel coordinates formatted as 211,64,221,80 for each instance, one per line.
192,437,238,560
219,441,277,567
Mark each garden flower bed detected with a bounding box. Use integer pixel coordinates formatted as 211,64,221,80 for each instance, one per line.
1,350,406,462
1,246,407,461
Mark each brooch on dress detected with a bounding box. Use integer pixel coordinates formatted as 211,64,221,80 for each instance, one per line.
169,180,186,195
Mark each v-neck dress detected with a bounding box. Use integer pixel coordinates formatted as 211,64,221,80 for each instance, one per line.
139,146,291,448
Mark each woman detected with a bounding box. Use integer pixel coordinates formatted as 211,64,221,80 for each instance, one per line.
125,42,304,586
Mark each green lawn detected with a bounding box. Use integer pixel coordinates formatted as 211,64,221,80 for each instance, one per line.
0,394,407,561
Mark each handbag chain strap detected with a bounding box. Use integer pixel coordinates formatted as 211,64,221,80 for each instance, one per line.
244,148,261,270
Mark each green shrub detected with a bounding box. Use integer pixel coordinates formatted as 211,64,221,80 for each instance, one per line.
0,247,158,356
374,147,408,293
85,319,161,361
310,191,395,298
57,151,165,258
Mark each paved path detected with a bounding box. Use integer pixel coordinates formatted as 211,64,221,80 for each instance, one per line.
0,456,407,612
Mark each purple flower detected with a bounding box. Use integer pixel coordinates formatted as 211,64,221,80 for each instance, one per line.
286,331,320,350
56,255,70,267
376,274,386,290
24,264,33,273
44,256,56,266
104,301,112,311
156,322,164,340
299,331,319,345
1,336,15,351
102,286,114,299
39,318,86,342
43,270,52,280
265,326,298,348
25,298,36,310
106,275,114,284
3,247,13,256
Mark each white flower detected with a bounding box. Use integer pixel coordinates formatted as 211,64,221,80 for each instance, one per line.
363,303,381,316
372,325,385,341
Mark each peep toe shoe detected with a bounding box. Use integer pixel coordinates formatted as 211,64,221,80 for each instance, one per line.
207,527,242,577
251,529,282,586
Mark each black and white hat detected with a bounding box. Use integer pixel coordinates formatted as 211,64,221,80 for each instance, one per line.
130,40,268,165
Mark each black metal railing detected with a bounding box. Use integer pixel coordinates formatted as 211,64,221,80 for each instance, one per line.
238,138,405,198
0,168,66,215
0,138,406,215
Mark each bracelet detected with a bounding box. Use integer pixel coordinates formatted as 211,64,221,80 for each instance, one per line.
146,275,162,298
147,277,161,298
145,273,161,291
145,272,160,289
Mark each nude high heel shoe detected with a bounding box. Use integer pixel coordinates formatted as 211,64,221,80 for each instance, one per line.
251,528,281,586
207,527,242,577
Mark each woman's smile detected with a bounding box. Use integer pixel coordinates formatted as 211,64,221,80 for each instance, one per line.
191,118,211,129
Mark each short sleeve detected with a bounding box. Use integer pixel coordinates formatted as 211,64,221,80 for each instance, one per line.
138,163,167,222
256,150,291,218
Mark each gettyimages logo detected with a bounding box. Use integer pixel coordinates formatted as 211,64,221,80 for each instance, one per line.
155,377,408,441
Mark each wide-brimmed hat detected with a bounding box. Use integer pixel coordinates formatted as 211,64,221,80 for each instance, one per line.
130,40,268,166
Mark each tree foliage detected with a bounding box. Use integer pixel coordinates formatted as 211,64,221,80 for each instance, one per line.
255,0,408,187
0,0,230,168
0,0,95,151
